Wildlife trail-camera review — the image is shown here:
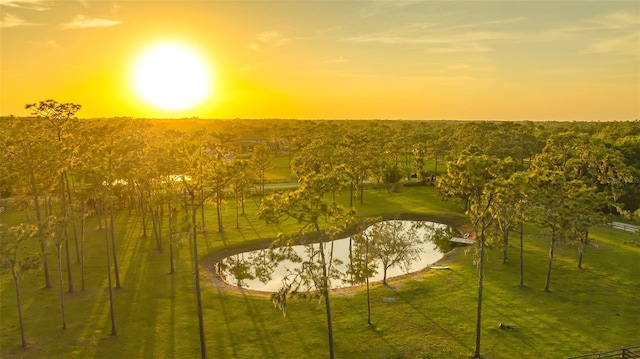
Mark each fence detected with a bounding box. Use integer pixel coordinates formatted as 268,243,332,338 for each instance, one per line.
609,222,639,233
567,345,640,359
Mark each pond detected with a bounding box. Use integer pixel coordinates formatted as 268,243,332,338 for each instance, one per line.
216,220,454,292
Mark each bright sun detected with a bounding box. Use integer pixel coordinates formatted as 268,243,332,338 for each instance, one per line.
131,42,213,112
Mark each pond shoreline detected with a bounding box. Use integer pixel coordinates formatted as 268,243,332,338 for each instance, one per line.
201,213,472,298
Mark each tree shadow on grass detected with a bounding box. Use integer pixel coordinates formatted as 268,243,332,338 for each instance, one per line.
168,274,177,358
242,213,266,241
364,322,403,356
201,230,217,251
239,291,279,357
389,282,473,352
209,287,237,358
99,219,161,359
236,226,250,242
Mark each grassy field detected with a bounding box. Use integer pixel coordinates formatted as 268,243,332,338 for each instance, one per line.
1,186,638,358
265,153,295,180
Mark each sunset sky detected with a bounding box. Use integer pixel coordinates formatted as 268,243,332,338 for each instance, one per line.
1,1,638,120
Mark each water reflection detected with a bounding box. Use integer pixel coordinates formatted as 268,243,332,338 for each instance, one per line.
216,220,454,292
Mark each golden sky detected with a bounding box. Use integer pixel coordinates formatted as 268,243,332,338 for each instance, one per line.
1,1,639,120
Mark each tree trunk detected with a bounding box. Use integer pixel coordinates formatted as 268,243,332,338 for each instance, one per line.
12,271,27,348
98,205,103,230
81,201,86,291
168,203,175,274
140,189,148,237
365,236,371,326
434,152,438,181
393,160,399,193
473,223,486,359
348,238,353,285
502,227,509,264
71,221,79,264
317,232,335,359
151,208,158,249
64,173,80,264
64,226,73,293
544,231,556,292
578,228,588,269
151,207,163,253
158,205,164,251
109,201,121,289
39,240,51,289
44,194,50,217
216,192,224,233
235,191,240,229
56,245,67,330
30,170,50,288
200,188,206,232
191,194,207,359
104,206,117,336
240,188,246,215
59,172,74,293
405,144,410,181
577,239,584,269
519,221,524,287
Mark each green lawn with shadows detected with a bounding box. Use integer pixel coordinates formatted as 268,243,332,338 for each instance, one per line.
1,186,638,358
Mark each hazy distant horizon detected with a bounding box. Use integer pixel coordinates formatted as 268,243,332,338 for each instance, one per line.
2,114,638,123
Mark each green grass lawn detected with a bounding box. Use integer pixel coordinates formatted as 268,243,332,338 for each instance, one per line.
1,186,638,358
265,153,295,180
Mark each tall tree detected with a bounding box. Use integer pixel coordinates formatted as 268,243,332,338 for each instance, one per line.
209,157,233,233
171,131,218,359
367,219,424,285
42,216,69,330
149,129,187,270
1,118,56,288
534,132,632,271
75,185,90,291
487,172,526,264
89,119,146,289
337,128,372,207
251,144,274,196
526,166,598,291
101,201,117,336
348,232,375,325
384,130,405,193
0,224,42,349
259,169,352,359
26,100,82,294
229,159,257,228
345,217,382,325
438,154,512,359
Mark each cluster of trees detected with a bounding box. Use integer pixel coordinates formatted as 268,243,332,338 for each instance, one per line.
259,119,638,359
437,132,638,358
0,101,275,355
1,100,639,358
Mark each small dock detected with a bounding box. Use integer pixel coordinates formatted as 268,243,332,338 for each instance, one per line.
450,237,475,245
